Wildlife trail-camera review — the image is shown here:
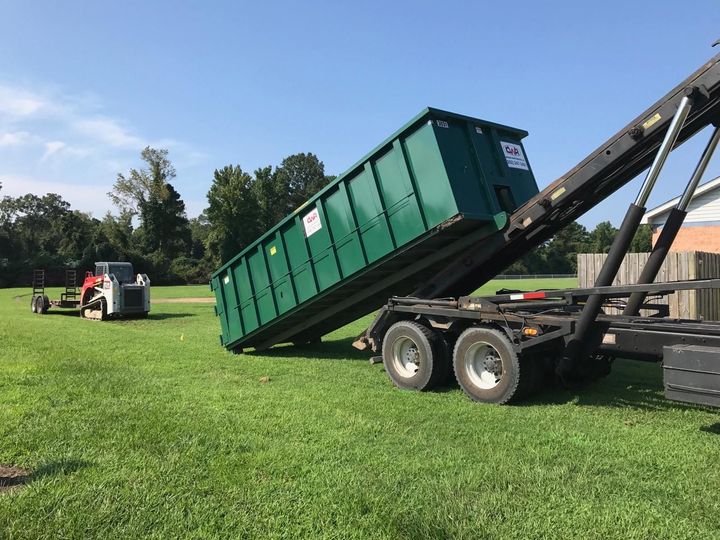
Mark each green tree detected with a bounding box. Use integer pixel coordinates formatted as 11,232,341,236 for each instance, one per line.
57,210,98,266
0,192,71,263
109,147,175,215
96,211,136,261
139,182,191,258
0,191,88,285
253,165,283,230
0,182,12,275
110,147,191,261
165,212,216,283
273,153,333,216
543,222,590,273
502,245,549,275
205,165,261,264
588,221,618,253
189,212,211,260
630,224,653,252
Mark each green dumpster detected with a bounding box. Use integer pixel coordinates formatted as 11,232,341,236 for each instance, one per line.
211,107,539,351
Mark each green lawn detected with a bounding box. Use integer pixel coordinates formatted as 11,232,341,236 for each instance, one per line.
472,277,578,296
152,284,214,299
2,279,720,538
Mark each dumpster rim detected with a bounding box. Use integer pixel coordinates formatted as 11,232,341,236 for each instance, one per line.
211,107,529,280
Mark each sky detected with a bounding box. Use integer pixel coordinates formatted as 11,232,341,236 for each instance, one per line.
1,0,720,227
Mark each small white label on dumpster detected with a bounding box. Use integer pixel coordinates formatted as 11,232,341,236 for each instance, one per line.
302,208,322,238
500,141,529,170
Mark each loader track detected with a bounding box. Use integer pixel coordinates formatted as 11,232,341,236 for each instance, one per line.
80,296,106,321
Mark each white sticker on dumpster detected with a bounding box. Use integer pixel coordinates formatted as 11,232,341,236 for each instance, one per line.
302,208,322,237
500,141,529,170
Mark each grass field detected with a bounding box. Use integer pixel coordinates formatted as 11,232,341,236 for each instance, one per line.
152,284,214,298
2,279,720,538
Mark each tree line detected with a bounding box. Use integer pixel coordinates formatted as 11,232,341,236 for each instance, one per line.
503,221,652,275
0,147,333,286
0,146,650,287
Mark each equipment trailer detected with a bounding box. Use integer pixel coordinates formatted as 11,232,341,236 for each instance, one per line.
30,269,80,314
31,262,151,320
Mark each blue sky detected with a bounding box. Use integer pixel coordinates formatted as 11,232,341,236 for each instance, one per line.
1,0,719,227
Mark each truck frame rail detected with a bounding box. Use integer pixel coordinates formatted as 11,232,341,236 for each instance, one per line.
370,279,720,407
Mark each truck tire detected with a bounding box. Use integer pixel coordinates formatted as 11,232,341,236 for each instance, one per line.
41,295,50,314
453,326,525,404
382,321,445,391
31,295,38,313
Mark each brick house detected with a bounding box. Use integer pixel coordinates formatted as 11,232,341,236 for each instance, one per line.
641,177,720,253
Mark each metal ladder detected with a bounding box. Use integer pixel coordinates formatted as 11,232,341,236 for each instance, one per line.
32,269,45,296
62,269,78,302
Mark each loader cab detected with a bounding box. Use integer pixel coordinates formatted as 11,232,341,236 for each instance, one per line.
95,262,135,284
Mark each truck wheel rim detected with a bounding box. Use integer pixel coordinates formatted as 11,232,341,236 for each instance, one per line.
464,341,502,390
391,336,420,378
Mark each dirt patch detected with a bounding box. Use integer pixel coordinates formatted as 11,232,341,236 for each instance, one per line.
0,465,29,492
153,297,215,304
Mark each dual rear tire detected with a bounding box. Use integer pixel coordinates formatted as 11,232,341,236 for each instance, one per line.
452,327,537,404
382,321,449,391
382,322,539,403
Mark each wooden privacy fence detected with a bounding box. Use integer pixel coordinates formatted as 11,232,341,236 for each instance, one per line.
577,251,720,321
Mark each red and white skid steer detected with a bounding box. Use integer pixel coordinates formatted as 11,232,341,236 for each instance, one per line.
30,262,151,320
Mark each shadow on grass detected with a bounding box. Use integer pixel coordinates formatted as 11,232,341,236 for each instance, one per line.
256,336,371,361
392,514,452,539
517,360,711,413
43,311,195,320
44,309,81,318
438,358,702,412
1,458,89,492
146,312,196,320
699,422,720,435
254,341,710,413
32,458,90,479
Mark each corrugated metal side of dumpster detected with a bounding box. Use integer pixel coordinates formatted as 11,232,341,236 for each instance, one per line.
212,108,536,350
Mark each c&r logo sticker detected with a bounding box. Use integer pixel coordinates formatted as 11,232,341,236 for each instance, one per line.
500,141,529,170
